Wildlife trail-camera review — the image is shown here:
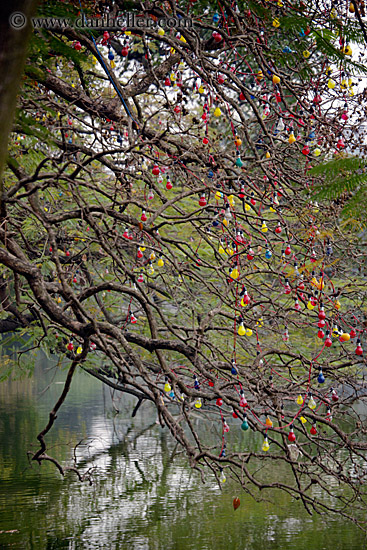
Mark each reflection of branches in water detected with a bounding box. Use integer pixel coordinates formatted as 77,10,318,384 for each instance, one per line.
29,349,94,483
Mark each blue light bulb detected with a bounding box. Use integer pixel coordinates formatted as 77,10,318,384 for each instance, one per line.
318,369,325,384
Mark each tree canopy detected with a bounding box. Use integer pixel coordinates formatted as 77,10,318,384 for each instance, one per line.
2,0,367,527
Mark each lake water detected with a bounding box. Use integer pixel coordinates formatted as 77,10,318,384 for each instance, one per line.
0,356,366,549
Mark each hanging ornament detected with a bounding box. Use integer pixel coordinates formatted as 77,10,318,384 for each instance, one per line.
296,394,304,405
265,416,273,428
325,330,332,347
239,390,247,408
261,220,268,233
308,394,316,410
317,367,325,384
288,426,296,442
331,388,339,402
233,497,241,510
262,436,270,451
199,193,207,207
355,339,363,356
231,360,238,375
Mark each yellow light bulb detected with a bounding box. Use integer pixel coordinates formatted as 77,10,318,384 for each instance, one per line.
198,85,204,94
164,382,171,392
245,203,251,211
214,107,222,117
308,396,316,410
265,152,271,159
261,221,268,233
307,300,315,310
76,346,83,354
218,246,225,254
288,132,296,144
262,437,270,451
157,258,164,267
223,218,229,227
245,328,253,337
317,279,325,290
231,267,239,279
328,78,336,89
296,394,304,405
195,398,202,408
238,323,246,336
157,27,165,36
272,18,280,28
300,416,307,424
303,50,311,58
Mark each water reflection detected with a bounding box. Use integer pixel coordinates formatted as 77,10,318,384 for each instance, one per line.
0,355,366,549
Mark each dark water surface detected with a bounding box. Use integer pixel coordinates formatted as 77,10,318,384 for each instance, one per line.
0,356,366,549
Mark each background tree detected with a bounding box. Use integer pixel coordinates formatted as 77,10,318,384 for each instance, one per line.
1,0,367,527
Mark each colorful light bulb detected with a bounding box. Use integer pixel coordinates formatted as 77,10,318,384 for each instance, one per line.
317,368,325,384
239,391,247,408
241,414,249,431
288,426,296,442
308,394,316,410
238,322,246,336
231,360,238,375
262,437,270,451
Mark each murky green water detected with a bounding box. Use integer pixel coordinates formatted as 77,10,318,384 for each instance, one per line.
0,355,366,549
